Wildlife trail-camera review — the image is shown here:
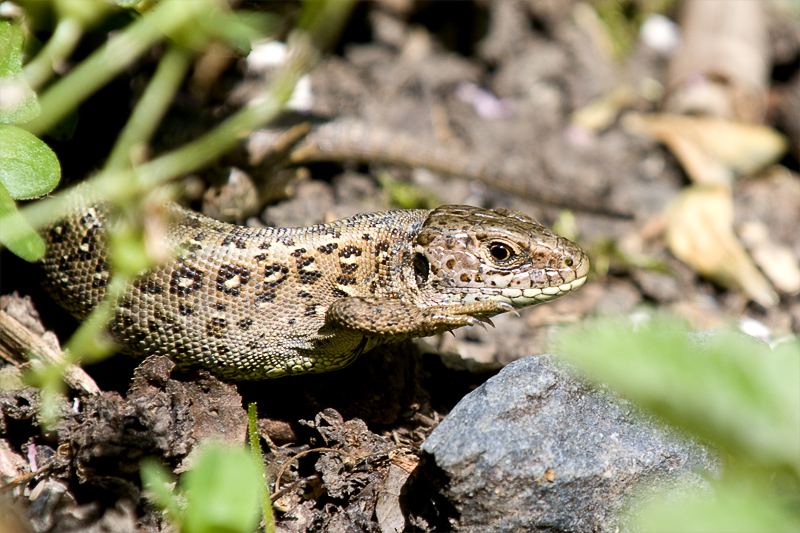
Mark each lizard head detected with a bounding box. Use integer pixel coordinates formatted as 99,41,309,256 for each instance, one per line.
413,205,589,307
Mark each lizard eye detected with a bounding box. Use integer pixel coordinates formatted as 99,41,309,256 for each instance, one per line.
488,242,514,262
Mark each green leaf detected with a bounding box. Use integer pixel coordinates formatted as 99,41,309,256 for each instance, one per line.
0,124,60,199
248,402,275,532
0,20,40,124
203,10,278,53
141,458,183,529
107,221,155,277
553,316,800,475
0,180,45,261
182,444,262,533
634,472,800,533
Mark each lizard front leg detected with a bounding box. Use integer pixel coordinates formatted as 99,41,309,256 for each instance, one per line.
325,297,513,337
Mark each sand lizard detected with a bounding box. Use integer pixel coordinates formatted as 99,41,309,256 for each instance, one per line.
41,199,589,379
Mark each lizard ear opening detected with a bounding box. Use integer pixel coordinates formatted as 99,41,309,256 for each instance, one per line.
413,253,429,288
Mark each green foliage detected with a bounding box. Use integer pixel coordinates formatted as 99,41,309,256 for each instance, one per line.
0,0,355,436
142,444,264,533
0,20,40,123
0,179,45,261
637,470,800,533
379,173,441,210
248,402,275,531
0,20,59,261
0,124,60,198
553,315,800,531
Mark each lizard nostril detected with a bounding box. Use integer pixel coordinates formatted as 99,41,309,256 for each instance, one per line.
564,257,574,267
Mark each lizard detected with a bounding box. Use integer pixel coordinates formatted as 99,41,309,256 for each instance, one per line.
41,196,589,380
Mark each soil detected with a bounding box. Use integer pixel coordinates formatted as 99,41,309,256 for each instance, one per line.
1,1,799,532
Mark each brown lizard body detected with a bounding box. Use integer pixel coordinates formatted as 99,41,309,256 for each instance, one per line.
42,199,588,379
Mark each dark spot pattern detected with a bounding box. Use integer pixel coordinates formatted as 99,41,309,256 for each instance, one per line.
206,317,228,338
340,263,358,275
49,224,68,244
298,270,323,284
256,263,289,303
170,265,204,296
153,308,175,327
178,303,193,316
117,313,134,331
336,275,357,285
317,243,339,255
140,279,164,295
295,253,322,285
77,227,99,261
221,230,248,250
216,345,231,356
92,261,110,289
332,287,349,298
182,215,202,228
237,318,253,331
297,256,315,269
216,264,251,297
338,245,363,259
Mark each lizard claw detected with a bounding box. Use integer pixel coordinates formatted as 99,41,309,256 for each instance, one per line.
495,301,519,317
468,317,489,331
476,315,496,328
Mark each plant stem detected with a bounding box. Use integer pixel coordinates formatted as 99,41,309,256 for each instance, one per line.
23,0,207,136
105,45,194,171
248,402,275,532
23,17,84,90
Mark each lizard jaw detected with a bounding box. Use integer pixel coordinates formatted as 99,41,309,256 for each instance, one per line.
442,274,588,307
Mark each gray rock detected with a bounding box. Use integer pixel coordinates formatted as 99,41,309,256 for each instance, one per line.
421,354,715,532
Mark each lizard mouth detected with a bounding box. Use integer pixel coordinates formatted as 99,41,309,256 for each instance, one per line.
450,275,589,306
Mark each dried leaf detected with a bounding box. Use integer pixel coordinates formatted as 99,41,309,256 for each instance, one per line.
665,186,778,307
571,87,635,132
738,220,800,295
622,113,787,185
